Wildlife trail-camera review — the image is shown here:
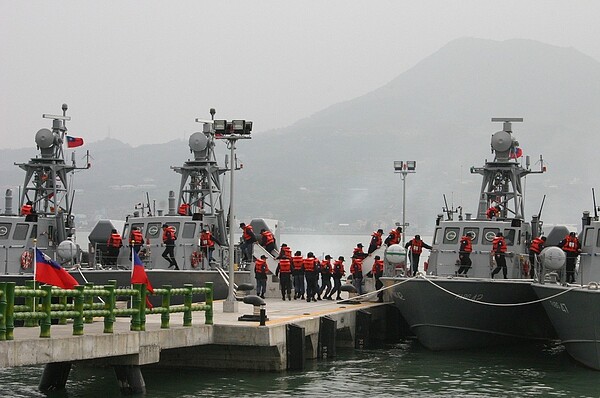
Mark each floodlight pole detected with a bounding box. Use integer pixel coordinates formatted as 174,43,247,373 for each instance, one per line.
394,161,416,248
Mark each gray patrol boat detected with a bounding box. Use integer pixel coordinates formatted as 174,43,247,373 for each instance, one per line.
383,118,557,350
533,210,600,370
0,106,259,301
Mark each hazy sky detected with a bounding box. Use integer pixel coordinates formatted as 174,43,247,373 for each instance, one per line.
2,1,599,149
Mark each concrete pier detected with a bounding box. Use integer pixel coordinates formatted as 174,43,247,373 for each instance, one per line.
0,297,401,394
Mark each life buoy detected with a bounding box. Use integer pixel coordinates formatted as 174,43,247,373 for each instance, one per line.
190,251,202,268
20,251,33,269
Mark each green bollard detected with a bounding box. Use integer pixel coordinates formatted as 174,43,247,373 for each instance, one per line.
59,295,68,325
104,285,115,334
40,285,52,338
108,280,117,324
0,282,6,341
183,284,193,327
205,282,213,325
6,282,15,340
130,284,141,332
84,283,94,323
140,284,147,332
24,280,37,327
73,286,85,336
161,285,171,329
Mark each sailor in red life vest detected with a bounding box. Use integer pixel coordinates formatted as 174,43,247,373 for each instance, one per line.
350,255,364,295
369,255,385,302
162,224,179,270
20,201,34,216
275,255,292,300
491,232,508,279
457,232,474,276
260,228,277,255
106,228,123,266
239,223,257,266
559,232,581,283
254,255,270,299
200,228,220,269
329,256,345,300
352,243,368,259
318,255,333,300
486,205,501,220
404,235,432,276
368,229,384,254
529,236,546,278
129,226,144,254
277,243,293,260
303,252,319,302
291,251,305,300
178,203,190,216
384,227,403,246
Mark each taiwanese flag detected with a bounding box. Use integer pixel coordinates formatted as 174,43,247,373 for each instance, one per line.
66,135,84,148
131,249,154,308
509,147,523,159
34,248,79,289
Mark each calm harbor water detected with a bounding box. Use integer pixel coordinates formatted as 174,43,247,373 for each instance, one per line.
1,340,599,397
3,234,598,396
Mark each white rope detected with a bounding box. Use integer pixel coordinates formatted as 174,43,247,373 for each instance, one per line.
418,273,578,307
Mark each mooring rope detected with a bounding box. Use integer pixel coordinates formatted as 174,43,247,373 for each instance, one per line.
417,273,579,307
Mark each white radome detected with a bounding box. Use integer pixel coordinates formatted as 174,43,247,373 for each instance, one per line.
539,246,566,270
385,244,406,265
57,240,78,261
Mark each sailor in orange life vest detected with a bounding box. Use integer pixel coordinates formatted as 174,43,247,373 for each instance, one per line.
368,229,384,254
404,235,432,276
329,256,345,300
254,255,270,299
291,251,305,300
384,226,403,246
275,255,292,300
303,252,319,302
200,228,222,269
350,255,364,295
457,232,474,276
352,243,368,259
20,201,35,216
486,205,501,220
491,232,508,279
528,236,546,278
366,255,385,302
277,243,293,260
318,255,333,300
239,223,257,266
260,228,277,255
178,202,190,216
559,232,581,283
106,228,123,266
129,226,144,254
162,224,179,270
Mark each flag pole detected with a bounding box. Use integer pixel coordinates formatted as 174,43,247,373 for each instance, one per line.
32,239,37,314
131,240,134,308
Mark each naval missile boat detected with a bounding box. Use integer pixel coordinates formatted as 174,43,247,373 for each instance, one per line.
382,118,558,350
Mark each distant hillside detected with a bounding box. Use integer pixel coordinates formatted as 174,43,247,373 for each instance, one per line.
2,38,599,234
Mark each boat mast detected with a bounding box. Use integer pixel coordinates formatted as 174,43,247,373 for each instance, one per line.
471,118,544,220
15,104,89,242
171,110,229,246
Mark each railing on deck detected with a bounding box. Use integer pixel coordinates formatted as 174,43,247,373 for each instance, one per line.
0,280,213,340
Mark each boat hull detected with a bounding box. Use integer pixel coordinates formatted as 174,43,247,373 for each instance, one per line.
532,284,600,370
383,277,557,350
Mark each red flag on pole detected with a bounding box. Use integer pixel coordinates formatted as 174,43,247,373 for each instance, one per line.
34,248,78,289
131,249,154,308
66,135,84,148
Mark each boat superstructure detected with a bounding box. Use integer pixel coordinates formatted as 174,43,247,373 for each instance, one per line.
0,104,89,276
383,118,557,350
